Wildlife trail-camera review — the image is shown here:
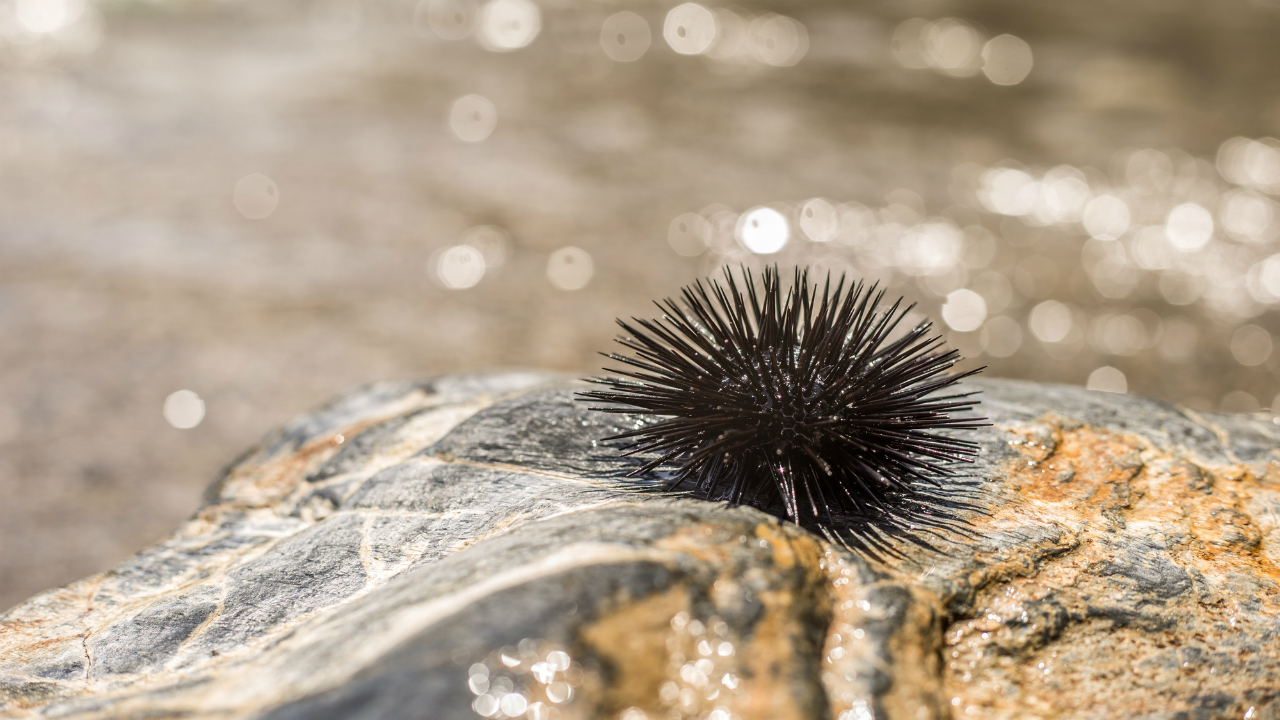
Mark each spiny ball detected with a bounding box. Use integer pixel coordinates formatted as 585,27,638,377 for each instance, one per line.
579,266,987,555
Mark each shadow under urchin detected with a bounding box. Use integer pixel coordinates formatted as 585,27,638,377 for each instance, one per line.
578,266,989,560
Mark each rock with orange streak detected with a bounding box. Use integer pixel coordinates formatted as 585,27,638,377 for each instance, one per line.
3,375,1280,720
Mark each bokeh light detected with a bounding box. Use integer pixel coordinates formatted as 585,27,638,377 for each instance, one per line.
668,213,710,257
1029,301,1073,343
15,0,80,35
1089,313,1147,356
665,120,1280,411
1082,195,1131,241
981,34,1033,85
1087,366,1127,394
798,199,838,243
894,18,1030,85
163,390,205,430
436,245,487,289
1165,203,1214,251
664,4,716,56
600,12,651,63
704,8,746,61
419,0,477,40
747,14,807,67
1221,390,1259,413
461,226,510,269
1220,189,1275,243
233,174,279,219
466,642,580,720
1218,137,1280,194
476,0,540,51
978,168,1036,216
547,247,593,290
890,18,931,70
942,289,987,332
735,207,789,254
449,94,498,142
1231,325,1272,366
923,18,982,76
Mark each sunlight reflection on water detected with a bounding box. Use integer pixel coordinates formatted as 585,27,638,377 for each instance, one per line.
6,0,1280,608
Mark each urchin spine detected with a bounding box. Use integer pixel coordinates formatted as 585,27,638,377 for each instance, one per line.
579,266,987,555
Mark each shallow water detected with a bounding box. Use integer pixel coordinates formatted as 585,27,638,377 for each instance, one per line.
2,0,1280,608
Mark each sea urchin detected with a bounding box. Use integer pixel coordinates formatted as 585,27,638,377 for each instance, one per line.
579,266,987,555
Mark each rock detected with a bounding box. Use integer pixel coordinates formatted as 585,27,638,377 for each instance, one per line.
3,372,1280,720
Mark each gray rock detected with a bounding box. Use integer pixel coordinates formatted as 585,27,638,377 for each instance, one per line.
3,373,1280,720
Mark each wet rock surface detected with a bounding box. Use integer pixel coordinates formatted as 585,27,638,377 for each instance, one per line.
3,372,1280,720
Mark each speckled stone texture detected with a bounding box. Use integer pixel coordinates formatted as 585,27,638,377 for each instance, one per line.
2,373,1280,720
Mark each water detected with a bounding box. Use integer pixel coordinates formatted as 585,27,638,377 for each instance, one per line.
2,0,1279,608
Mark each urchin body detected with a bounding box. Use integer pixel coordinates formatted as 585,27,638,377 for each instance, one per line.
580,266,986,554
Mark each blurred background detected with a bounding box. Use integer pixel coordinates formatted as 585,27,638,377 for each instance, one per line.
3,0,1280,610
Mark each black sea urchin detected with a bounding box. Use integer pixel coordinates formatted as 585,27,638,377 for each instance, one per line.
579,266,988,556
